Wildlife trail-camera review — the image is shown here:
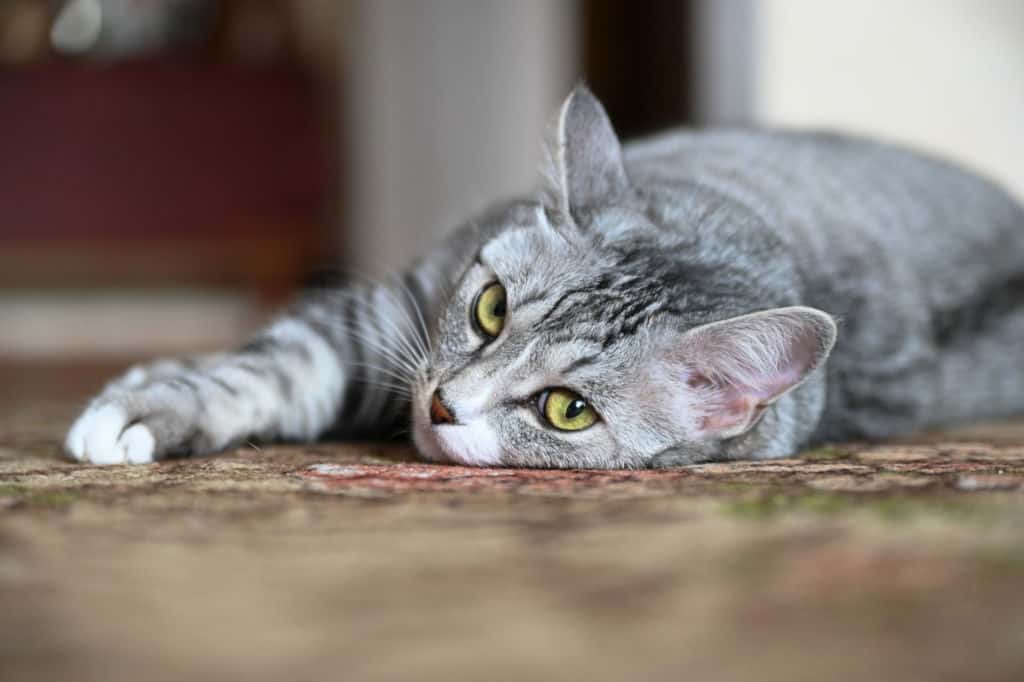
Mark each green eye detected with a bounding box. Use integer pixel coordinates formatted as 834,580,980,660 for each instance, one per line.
473,282,507,338
538,388,599,432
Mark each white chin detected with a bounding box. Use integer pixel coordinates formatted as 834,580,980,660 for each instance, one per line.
413,418,503,467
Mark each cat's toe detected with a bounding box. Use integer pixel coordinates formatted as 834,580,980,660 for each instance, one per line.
119,423,156,464
84,404,131,465
65,402,149,465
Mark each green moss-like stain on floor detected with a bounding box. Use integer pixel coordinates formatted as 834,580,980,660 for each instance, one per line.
722,488,1018,524
723,489,858,519
800,444,855,460
1,483,80,508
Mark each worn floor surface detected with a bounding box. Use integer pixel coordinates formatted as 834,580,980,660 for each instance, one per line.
1,362,1023,682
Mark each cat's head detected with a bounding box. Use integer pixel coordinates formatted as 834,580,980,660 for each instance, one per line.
412,87,836,468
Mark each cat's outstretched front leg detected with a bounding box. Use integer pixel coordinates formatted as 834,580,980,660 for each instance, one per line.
65,279,438,465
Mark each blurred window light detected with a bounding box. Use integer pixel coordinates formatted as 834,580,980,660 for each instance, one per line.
51,0,103,55
50,0,219,59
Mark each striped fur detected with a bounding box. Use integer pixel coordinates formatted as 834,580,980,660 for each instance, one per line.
67,87,1024,467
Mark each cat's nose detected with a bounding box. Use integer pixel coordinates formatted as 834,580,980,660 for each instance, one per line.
429,389,456,425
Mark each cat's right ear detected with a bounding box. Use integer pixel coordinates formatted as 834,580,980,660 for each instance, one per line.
656,307,837,441
543,85,630,221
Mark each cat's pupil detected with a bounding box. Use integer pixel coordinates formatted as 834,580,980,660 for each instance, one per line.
492,300,506,317
565,399,586,419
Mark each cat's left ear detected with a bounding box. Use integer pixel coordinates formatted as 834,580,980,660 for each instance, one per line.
662,307,837,441
545,85,630,220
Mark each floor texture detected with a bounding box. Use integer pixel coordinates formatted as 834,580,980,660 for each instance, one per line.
1,362,1023,682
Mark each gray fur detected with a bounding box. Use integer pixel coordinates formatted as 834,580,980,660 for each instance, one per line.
66,86,1024,468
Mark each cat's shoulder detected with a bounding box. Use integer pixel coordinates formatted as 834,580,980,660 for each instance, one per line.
622,125,1016,201
624,125,916,163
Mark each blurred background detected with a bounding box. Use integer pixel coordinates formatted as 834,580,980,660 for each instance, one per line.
1,0,1022,362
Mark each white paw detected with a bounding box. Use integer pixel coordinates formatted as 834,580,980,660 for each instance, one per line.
66,354,251,465
65,403,156,465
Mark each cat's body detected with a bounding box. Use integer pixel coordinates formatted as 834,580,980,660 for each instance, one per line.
625,129,1024,448
66,88,1024,468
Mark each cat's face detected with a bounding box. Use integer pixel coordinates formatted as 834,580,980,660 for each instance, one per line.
413,208,676,468
411,87,836,468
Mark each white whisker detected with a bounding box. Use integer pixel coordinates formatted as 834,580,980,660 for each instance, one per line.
329,284,426,369
391,272,433,356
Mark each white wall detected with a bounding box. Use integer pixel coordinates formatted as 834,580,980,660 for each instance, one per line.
753,0,1024,200
344,0,579,273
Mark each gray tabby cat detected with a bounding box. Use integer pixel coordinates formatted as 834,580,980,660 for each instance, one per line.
66,87,1024,468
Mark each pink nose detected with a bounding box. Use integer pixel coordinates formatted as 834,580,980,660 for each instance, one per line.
429,390,455,425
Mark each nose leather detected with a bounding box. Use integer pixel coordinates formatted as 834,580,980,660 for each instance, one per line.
430,390,456,425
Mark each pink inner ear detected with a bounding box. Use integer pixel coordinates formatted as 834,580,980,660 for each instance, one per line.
686,311,831,439
748,362,808,403
725,320,824,403
685,370,758,436
698,385,758,434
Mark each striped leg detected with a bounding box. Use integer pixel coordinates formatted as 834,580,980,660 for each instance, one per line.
65,276,439,465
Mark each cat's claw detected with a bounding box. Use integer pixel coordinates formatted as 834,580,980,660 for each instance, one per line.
65,403,157,465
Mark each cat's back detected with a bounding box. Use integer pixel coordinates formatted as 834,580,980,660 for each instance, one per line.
624,128,1024,441
624,127,1024,315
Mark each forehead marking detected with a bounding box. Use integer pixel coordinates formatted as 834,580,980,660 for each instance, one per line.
485,337,538,381
561,353,600,375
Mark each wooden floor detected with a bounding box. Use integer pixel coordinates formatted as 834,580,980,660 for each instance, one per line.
2,362,1023,682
